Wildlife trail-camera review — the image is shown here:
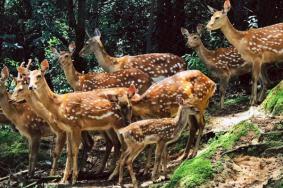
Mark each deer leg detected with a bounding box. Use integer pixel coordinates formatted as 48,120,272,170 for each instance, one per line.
71,129,82,185
126,145,145,188
96,131,112,174
61,133,72,184
250,62,261,105
258,67,269,102
161,146,169,179
107,129,121,172
179,115,197,160
219,77,229,109
118,146,131,186
143,145,153,175
50,132,66,176
28,137,40,176
152,141,165,181
80,131,93,170
190,114,205,158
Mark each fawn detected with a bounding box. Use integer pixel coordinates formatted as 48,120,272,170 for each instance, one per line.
118,97,200,188
207,0,283,105
181,25,255,108
79,29,187,82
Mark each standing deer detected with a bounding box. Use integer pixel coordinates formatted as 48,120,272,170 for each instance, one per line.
53,44,152,93
0,66,52,175
118,97,200,188
109,70,216,179
207,0,283,105
181,25,253,108
79,29,187,82
28,60,134,184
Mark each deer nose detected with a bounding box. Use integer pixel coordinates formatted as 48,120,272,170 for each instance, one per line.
28,86,33,90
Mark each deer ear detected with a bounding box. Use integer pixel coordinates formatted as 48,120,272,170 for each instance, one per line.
51,47,60,57
1,66,9,80
128,84,137,98
196,24,205,36
68,42,76,53
181,27,190,38
17,66,26,74
223,0,231,13
207,5,217,14
94,28,101,37
41,59,49,73
107,95,119,102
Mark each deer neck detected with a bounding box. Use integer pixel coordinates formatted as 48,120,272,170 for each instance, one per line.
61,62,80,90
195,42,215,67
0,92,19,123
173,106,189,136
25,92,53,123
35,80,60,117
220,17,244,50
93,44,115,72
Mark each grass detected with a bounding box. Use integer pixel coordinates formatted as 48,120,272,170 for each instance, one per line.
165,121,260,188
262,81,283,115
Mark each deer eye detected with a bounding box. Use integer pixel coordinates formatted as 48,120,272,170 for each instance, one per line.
215,16,220,20
36,75,42,79
193,36,198,39
65,54,69,58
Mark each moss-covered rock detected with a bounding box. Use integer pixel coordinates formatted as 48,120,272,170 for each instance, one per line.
166,121,260,188
262,80,283,115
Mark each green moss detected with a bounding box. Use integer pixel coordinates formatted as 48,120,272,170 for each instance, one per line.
166,121,260,188
224,95,249,106
262,81,283,115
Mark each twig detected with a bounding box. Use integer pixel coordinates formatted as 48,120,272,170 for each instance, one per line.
0,170,28,182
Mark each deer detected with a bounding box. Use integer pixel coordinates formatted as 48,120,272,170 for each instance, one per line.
52,44,152,93
79,29,187,82
109,70,216,179
207,0,283,105
27,60,134,184
118,97,201,188
0,66,53,176
181,25,254,109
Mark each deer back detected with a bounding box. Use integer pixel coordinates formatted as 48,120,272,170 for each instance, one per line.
132,70,216,118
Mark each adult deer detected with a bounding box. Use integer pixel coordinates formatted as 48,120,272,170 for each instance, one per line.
181,25,252,108
53,44,152,93
0,66,52,175
28,60,134,184
109,70,216,179
118,97,200,188
79,29,187,82
207,0,283,105
12,63,67,176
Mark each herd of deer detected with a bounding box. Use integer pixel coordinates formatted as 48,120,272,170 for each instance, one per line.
0,0,282,187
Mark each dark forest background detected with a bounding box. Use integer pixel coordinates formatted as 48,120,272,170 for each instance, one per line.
0,0,283,92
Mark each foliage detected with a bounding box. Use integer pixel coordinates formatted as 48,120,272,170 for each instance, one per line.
182,53,209,75
262,81,283,115
166,121,260,188
224,95,249,106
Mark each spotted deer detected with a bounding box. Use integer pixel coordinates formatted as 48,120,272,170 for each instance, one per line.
52,44,152,93
109,70,216,179
0,66,53,175
79,29,187,82
11,63,68,176
181,25,254,108
28,60,134,184
118,97,200,188
207,0,283,105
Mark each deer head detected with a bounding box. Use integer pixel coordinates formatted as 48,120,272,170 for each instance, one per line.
181,25,205,48
79,28,103,57
28,60,49,90
0,66,9,96
52,42,75,68
176,96,200,115
206,0,231,31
